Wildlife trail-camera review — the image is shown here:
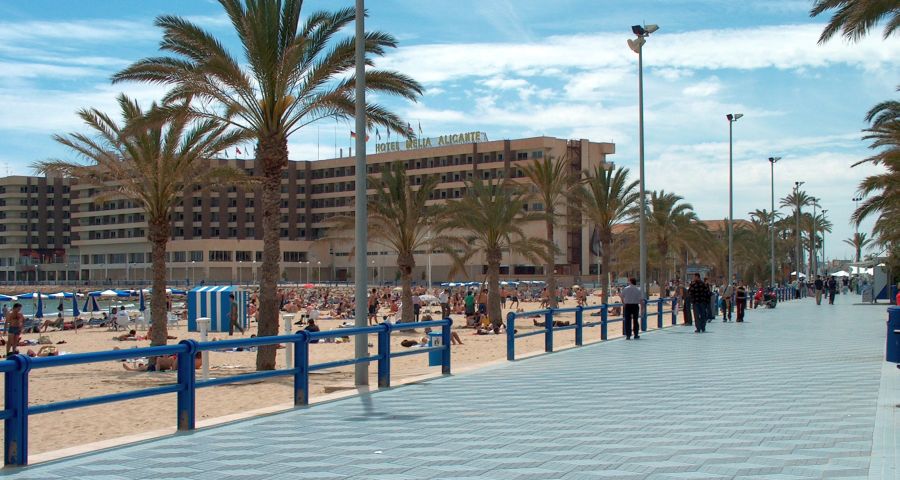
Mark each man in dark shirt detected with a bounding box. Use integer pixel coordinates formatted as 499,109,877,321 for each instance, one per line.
228,293,245,335
827,276,837,304
688,274,710,333
814,276,824,305
735,283,747,322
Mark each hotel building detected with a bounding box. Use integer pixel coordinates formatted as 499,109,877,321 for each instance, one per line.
0,135,615,285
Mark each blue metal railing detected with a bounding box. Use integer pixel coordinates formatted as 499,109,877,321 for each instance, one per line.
1,318,452,467
506,298,680,361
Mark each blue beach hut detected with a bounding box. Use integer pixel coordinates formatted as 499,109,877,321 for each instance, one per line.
187,286,247,333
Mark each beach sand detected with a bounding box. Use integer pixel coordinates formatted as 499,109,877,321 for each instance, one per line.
1,297,672,456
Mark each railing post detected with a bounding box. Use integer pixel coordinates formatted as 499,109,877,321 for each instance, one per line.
506,312,516,361
378,323,391,388
575,306,584,346
441,318,452,375
657,298,663,328
176,340,198,431
671,297,677,325
600,304,608,340
294,330,310,406
282,313,294,368
640,300,648,332
545,309,554,353
4,355,30,467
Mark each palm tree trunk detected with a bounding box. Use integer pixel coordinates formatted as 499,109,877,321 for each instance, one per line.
148,220,169,346
546,219,557,308
600,231,611,305
487,247,503,328
256,133,288,371
398,251,414,323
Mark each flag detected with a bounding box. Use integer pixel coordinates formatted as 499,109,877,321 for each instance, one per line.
406,122,414,135
376,128,381,141
350,131,369,141
236,147,242,155
223,150,229,158
418,121,423,135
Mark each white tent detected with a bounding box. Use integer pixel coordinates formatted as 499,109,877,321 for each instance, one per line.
832,271,850,277
790,271,807,278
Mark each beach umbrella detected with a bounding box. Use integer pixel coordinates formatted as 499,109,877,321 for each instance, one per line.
71,293,80,318
35,294,43,319
0,294,14,302
139,289,146,312
85,295,100,313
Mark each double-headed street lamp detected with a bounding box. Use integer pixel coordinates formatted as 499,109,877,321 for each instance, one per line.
726,113,743,284
852,196,862,234
821,209,828,273
768,156,781,286
628,23,658,300
794,181,804,281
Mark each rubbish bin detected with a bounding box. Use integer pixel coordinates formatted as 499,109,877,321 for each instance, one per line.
428,331,443,366
887,306,900,363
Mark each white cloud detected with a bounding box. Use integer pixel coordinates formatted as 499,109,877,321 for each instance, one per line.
682,77,722,97
481,78,529,90
383,23,900,84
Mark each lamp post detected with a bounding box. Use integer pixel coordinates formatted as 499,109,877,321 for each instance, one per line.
794,181,804,282
768,157,780,286
726,113,743,284
317,261,321,284
821,209,828,273
628,22,658,300
810,197,818,277
191,260,195,285
852,196,862,234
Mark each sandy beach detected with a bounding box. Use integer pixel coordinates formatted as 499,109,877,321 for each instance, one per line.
1,296,672,456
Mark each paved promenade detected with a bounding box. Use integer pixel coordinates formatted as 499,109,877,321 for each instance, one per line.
11,295,896,479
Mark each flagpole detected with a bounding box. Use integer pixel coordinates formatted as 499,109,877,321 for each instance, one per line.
353,0,369,386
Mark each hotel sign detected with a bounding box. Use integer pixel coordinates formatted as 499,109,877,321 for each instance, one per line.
375,131,488,153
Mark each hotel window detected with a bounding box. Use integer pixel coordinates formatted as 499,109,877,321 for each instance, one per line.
190,251,204,262
109,253,126,264
129,252,146,263
192,227,202,236
173,251,187,262
245,198,255,208
532,203,544,211
228,228,238,237
211,228,220,237
517,152,528,160
209,251,232,262
532,151,544,158
92,254,106,264
246,228,255,237
283,251,306,262
235,251,252,262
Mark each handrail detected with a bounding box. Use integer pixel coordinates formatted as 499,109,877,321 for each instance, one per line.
1,318,452,467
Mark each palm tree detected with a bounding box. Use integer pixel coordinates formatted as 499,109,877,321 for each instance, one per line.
645,191,702,283
35,95,245,346
519,154,577,308
327,162,442,324
844,232,872,262
114,0,423,369
811,0,900,44
576,165,638,304
436,177,548,328
780,190,816,276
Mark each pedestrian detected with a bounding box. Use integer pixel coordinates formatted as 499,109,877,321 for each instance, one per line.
704,277,715,322
814,275,824,305
367,288,379,325
721,281,734,322
620,277,642,340
228,293,245,335
464,290,476,326
689,274,710,333
5,303,24,356
677,279,692,326
439,288,450,319
827,276,837,305
735,283,747,322
412,290,422,322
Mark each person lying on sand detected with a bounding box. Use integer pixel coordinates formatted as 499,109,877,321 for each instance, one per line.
532,319,572,327
26,345,58,357
114,330,138,341
123,352,202,372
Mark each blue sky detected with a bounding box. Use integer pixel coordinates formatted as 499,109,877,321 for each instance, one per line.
0,0,897,261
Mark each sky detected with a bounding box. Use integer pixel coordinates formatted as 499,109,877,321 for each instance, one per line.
0,0,897,261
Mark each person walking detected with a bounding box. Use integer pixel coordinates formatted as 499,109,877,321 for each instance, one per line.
689,274,709,333
439,288,450,319
228,293,245,335
721,282,734,322
827,276,837,305
704,277,716,322
735,283,747,322
677,279,693,326
621,277,642,340
412,291,422,322
814,276,824,305
5,303,24,356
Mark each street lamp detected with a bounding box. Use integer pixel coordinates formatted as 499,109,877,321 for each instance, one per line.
317,260,321,284
726,113,743,284
821,209,828,273
852,196,862,234
191,260,195,285
794,181,804,282
768,156,781,286
238,260,243,285
810,197,819,277
628,22,658,300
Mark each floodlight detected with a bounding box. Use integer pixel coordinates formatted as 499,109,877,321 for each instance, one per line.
627,37,645,53
768,156,781,163
644,24,659,34
632,25,645,35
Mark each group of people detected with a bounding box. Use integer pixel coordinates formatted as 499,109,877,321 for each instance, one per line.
812,275,840,305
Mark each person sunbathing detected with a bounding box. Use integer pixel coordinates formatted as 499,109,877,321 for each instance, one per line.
26,345,58,357
532,319,572,327
114,330,138,341
123,352,201,372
